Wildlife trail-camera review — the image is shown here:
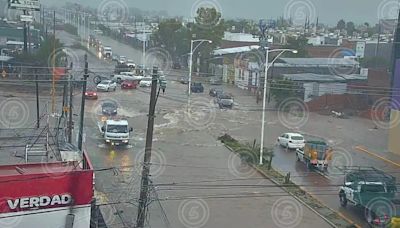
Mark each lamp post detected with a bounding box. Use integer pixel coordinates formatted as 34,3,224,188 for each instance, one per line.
188,39,212,98
259,48,298,165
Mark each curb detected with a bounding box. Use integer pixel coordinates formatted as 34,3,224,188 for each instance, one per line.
224,144,360,228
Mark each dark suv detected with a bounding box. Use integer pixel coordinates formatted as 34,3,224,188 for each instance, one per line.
216,94,234,109
191,83,204,93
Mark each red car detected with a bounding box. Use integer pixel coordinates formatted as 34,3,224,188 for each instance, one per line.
85,91,98,99
121,80,138,89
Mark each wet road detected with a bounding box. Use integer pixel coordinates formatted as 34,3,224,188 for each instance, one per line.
60,29,400,227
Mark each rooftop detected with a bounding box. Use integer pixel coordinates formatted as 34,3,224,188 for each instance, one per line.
212,45,260,56
282,73,366,83
279,57,359,66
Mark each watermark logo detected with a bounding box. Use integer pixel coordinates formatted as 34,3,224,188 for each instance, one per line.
191,0,223,30
328,48,358,76
364,197,396,226
284,0,316,26
371,97,400,130
178,199,210,228
145,47,173,75
271,197,303,228
184,97,216,130
0,98,30,128
134,148,167,179
378,0,400,31
277,98,309,129
47,47,80,70
327,147,353,178
227,147,259,179
97,0,129,23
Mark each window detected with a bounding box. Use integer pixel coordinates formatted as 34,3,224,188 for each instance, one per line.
107,125,128,133
291,136,304,140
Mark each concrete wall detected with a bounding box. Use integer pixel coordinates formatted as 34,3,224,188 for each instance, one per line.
303,82,347,102
306,94,369,112
388,110,400,155
0,205,91,228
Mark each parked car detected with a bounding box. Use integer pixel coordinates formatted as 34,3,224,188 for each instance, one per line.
101,101,118,116
216,94,234,109
85,90,98,99
277,133,305,149
209,88,223,97
191,82,204,93
179,76,189,84
121,80,138,89
139,77,152,87
97,80,117,92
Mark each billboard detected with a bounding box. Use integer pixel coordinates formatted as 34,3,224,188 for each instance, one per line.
8,0,40,11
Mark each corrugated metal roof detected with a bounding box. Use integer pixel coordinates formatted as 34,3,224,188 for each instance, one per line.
212,45,260,55
283,73,347,82
280,57,359,66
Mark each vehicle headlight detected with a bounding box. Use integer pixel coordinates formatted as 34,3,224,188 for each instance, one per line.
113,110,117,112
122,140,128,143
106,139,110,142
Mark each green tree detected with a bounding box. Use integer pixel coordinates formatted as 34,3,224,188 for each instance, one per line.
282,36,308,57
152,19,187,58
337,19,346,30
346,21,356,36
15,36,64,66
191,7,225,72
270,78,298,107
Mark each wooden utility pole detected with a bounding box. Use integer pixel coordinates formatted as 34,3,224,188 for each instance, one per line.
51,10,56,113
78,54,88,150
136,67,159,228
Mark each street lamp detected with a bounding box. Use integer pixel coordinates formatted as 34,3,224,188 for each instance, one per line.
188,39,212,98
259,48,298,165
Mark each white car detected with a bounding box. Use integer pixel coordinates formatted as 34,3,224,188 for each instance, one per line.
97,80,117,92
113,73,143,83
277,133,305,149
139,77,152,87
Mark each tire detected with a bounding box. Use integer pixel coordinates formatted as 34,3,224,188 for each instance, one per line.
366,209,373,224
113,87,116,91
339,192,348,207
107,88,109,92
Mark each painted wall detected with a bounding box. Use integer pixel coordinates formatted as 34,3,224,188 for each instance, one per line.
0,205,91,228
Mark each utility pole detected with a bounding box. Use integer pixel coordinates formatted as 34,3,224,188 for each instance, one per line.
23,10,27,53
136,67,159,228
68,74,73,143
51,10,56,113
78,54,88,150
35,68,40,128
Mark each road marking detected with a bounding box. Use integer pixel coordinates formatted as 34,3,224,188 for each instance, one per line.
355,146,400,168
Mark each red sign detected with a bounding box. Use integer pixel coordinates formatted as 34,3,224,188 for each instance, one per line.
0,163,93,214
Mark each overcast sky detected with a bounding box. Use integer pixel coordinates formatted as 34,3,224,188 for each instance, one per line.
41,0,400,25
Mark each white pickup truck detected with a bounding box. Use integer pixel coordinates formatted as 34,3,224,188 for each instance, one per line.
112,72,143,83
100,119,133,146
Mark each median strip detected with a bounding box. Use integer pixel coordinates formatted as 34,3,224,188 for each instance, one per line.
218,134,360,228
